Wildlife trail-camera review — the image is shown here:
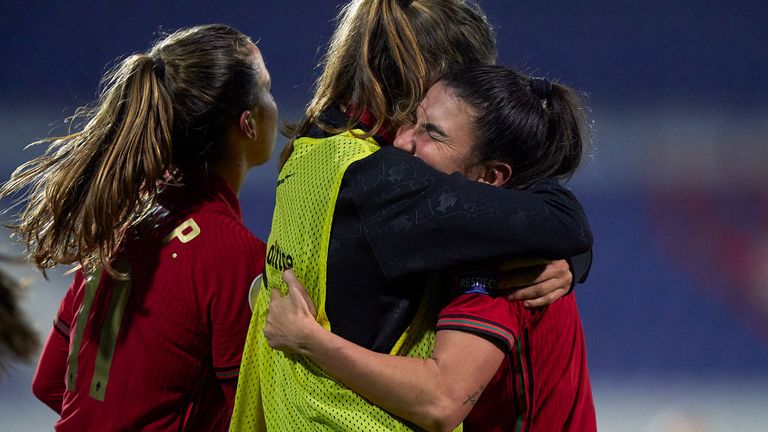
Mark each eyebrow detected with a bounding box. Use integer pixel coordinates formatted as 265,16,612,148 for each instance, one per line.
423,122,448,139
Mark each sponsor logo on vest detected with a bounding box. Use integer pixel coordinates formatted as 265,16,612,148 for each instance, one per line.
267,241,294,271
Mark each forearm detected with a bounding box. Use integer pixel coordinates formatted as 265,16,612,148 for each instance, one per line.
267,273,506,430
440,174,593,258
297,326,463,431
352,149,593,278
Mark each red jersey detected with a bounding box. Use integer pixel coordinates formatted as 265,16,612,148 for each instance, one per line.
32,174,265,431
436,275,596,432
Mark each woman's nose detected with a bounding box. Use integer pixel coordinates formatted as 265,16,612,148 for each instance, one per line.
393,124,416,154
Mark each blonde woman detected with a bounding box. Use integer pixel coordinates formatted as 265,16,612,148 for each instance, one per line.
2,24,276,431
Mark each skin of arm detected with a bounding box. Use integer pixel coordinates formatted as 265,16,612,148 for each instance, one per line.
496,258,573,307
265,270,505,432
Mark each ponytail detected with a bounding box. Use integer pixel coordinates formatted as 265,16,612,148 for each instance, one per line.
543,81,589,180
2,24,260,275
439,65,590,189
1,53,174,274
353,0,428,134
280,0,496,169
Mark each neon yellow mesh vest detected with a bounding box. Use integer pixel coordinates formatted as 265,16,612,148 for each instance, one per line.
231,131,459,431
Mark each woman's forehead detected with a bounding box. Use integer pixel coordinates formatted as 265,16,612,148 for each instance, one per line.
421,82,473,124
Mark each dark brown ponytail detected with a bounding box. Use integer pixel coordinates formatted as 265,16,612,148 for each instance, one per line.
439,65,591,189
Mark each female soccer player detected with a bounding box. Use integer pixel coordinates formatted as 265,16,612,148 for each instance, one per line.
266,65,596,432
0,24,275,431
232,0,592,430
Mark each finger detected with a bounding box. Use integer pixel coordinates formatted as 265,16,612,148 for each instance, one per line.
270,287,282,302
299,285,318,317
283,270,316,312
523,287,568,308
283,269,300,288
505,278,564,301
501,261,571,291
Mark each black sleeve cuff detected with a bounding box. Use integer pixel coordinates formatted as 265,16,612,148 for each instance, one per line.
566,249,593,293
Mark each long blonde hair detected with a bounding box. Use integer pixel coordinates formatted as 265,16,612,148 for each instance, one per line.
1,24,262,274
280,0,496,167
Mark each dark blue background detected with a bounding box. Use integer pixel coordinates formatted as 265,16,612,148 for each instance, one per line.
2,0,766,382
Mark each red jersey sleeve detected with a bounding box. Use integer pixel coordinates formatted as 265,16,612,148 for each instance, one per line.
436,292,525,353
32,271,84,413
192,216,266,388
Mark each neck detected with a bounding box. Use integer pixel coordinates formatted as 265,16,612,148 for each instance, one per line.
210,156,247,195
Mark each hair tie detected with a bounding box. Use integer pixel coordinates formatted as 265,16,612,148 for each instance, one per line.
530,77,552,109
154,56,166,80
396,0,414,8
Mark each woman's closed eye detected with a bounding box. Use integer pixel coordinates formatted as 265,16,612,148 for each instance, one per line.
417,122,447,142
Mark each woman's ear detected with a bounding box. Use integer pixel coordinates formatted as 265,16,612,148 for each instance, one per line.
473,160,512,187
239,110,258,140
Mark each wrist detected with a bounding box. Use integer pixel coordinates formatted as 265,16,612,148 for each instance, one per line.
296,318,328,358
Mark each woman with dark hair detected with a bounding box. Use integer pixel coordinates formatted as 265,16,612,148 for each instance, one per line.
0,255,38,375
1,24,275,431
266,65,597,432
233,0,592,430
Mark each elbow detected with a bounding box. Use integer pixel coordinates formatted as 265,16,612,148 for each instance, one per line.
573,225,593,255
555,214,592,256
31,379,51,408
31,372,62,414
419,398,465,432
546,187,593,255
31,373,47,402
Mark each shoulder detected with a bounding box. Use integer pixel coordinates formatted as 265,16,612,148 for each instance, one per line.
437,293,526,353
347,145,438,179
343,146,455,204
191,199,261,245
161,199,265,272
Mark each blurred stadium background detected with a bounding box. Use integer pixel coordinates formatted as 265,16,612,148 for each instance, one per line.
1,1,766,430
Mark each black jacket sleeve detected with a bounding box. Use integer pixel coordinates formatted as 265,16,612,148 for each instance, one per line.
345,146,593,280
569,250,593,284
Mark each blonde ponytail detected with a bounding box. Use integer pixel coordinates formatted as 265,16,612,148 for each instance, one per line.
280,0,496,169
2,24,260,275
2,54,173,275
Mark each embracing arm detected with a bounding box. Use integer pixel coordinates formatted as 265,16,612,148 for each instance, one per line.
265,271,504,432
348,146,592,280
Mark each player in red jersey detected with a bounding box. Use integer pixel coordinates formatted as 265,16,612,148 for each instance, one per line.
265,65,596,431
0,24,276,431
